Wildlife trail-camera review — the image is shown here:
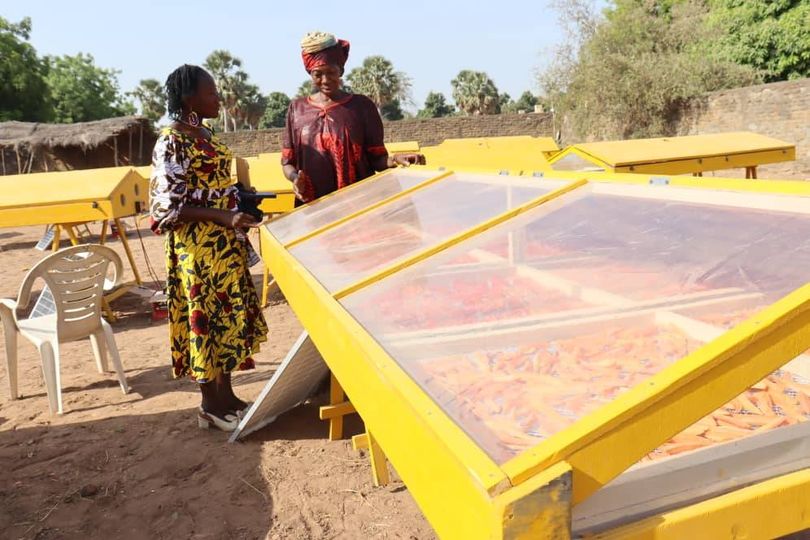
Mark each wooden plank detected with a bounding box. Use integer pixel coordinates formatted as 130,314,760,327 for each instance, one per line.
319,400,356,420
367,431,390,487
352,433,369,451
328,372,345,441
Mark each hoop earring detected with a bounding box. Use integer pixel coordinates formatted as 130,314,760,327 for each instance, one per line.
187,111,200,127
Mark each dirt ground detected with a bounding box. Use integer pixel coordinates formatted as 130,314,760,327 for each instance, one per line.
0,222,435,540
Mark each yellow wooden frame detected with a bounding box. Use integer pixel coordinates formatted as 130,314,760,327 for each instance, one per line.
259,170,810,538
594,468,810,539
548,137,796,176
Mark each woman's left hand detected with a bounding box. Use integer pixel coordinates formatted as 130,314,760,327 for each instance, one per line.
390,153,426,168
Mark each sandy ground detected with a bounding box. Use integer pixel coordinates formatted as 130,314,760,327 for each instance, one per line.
0,222,435,540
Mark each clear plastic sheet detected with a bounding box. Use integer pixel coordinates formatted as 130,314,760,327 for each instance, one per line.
289,174,556,293
266,170,434,245
341,183,810,462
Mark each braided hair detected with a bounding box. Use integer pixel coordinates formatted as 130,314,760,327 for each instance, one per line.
165,64,208,120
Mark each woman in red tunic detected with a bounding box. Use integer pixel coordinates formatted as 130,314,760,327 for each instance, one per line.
282,31,425,204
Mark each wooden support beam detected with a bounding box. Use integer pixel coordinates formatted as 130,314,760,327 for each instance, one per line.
319,400,355,420
367,430,390,487
328,372,346,441
351,433,368,451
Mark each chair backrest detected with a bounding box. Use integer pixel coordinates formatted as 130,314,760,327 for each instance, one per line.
16,244,123,341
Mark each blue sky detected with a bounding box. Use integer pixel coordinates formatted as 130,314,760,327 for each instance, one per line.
4,0,605,112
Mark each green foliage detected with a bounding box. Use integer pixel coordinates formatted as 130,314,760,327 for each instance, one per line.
0,16,51,121
128,78,165,123
380,99,404,121
451,70,500,115
296,79,315,97
513,91,539,113
259,92,291,129
45,53,132,123
204,50,267,131
417,91,455,118
708,0,810,81
499,92,512,113
541,0,761,140
346,56,411,110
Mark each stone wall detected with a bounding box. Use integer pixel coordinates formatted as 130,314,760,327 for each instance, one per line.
676,78,810,179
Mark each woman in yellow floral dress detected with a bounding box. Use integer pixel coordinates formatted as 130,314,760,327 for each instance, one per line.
150,64,268,432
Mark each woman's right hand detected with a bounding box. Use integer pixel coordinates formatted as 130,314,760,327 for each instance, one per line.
292,171,315,202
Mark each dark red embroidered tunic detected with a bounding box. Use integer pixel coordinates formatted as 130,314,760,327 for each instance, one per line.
282,94,388,201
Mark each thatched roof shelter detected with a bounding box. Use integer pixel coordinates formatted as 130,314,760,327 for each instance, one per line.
0,116,156,175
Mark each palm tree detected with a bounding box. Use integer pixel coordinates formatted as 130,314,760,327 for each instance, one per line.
346,56,411,112
128,78,166,123
451,70,500,115
204,50,243,131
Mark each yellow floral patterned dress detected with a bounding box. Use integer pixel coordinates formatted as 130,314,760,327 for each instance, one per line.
149,126,268,382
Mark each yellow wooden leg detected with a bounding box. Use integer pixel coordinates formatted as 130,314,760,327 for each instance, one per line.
66,225,80,246
51,225,62,252
99,221,108,244
328,372,345,441
114,218,142,285
367,430,390,487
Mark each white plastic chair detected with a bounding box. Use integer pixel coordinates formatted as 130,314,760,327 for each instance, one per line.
0,244,129,414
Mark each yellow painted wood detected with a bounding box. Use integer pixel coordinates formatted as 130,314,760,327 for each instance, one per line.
549,132,795,175
283,170,453,249
385,141,420,153
367,430,390,487
113,218,142,285
492,462,573,540
352,433,369,451
328,372,345,441
319,401,356,420
262,230,510,538
420,136,555,174
614,148,795,175
0,201,116,228
502,283,810,504
333,178,588,299
595,468,810,539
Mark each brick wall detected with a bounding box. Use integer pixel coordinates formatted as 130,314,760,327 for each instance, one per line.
675,78,810,179
218,112,554,157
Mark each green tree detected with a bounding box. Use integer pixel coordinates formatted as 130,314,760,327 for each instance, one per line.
513,91,539,113
380,99,404,121
128,78,165,123
346,56,411,111
204,50,243,131
417,91,455,118
708,0,810,81
499,92,513,113
235,83,267,130
45,53,132,123
451,70,500,115
296,79,314,97
540,0,760,140
260,92,291,128
0,16,51,121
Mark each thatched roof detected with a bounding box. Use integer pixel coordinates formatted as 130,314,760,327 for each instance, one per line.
0,116,154,150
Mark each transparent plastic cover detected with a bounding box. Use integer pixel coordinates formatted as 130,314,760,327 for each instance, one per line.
266,169,436,245
340,183,810,463
289,174,559,293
